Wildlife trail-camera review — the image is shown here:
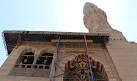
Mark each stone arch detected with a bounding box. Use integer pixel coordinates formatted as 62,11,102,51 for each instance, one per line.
62,54,109,81
60,53,106,70
20,48,36,55
39,48,56,56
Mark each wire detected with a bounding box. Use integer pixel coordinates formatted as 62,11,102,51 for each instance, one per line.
50,59,55,81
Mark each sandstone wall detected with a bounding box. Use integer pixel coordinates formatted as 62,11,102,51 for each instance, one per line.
0,41,117,81
106,32,137,81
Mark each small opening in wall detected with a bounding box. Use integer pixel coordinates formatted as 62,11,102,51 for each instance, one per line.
27,65,31,68
45,66,49,69
34,66,37,69
39,66,43,69
36,53,53,69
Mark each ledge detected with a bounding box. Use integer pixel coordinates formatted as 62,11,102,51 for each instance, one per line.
3,30,110,55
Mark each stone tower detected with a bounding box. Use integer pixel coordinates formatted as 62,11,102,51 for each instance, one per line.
0,2,137,81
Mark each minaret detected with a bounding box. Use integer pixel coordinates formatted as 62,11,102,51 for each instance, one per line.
83,2,112,32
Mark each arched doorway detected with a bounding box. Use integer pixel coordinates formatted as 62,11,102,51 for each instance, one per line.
63,54,108,81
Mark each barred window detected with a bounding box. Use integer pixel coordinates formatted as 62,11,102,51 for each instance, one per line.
15,48,35,68
36,53,53,69
11,48,53,77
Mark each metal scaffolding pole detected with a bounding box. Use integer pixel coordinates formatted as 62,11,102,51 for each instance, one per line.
50,36,60,81
84,35,94,81
50,35,95,81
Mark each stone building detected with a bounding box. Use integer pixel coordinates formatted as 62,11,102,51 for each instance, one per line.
0,2,137,81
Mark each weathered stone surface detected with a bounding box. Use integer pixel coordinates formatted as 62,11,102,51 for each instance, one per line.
83,2,113,32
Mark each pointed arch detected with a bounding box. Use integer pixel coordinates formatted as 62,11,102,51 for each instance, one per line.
63,54,109,81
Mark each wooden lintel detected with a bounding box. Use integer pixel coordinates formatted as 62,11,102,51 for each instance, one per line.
51,39,93,43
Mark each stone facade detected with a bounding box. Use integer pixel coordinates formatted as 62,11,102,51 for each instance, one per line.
0,39,117,81
0,2,137,81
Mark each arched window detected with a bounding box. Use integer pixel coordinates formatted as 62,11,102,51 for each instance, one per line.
21,52,34,68
11,48,53,77
35,53,53,69
15,48,35,68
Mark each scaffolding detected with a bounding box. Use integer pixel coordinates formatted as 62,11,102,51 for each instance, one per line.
50,36,60,81
84,35,94,81
50,35,107,81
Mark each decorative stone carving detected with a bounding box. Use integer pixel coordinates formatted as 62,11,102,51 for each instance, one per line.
83,2,113,32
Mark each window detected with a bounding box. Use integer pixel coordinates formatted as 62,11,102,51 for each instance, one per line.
15,48,35,68
10,48,54,77
20,52,34,68
36,53,53,69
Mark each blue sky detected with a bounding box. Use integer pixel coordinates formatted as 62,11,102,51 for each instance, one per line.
0,0,137,67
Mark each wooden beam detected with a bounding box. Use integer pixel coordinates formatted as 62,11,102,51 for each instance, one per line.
51,39,93,43
15,35,22,49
